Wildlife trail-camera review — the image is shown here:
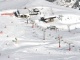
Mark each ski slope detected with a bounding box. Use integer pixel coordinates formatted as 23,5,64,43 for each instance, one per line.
0,0,80,60
0,0,33,10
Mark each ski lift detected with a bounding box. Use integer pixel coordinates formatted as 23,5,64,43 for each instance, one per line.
29,12,38,15
40,17,46,22
20,14,28,18
33,8,39,12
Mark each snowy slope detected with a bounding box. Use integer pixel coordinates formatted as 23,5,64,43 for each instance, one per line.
0,14,80,60
0,0,80,60
0,0,33,10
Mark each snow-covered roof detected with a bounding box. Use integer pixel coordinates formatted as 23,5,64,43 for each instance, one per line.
19,9,29,14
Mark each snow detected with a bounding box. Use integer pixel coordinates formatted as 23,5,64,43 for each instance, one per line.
0,0,80,60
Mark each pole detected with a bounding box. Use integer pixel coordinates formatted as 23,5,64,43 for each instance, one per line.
27,18,28,24
43,29,46,40
58,35,62,48
69,43,71,51
68,25,70,32
58,37,61,48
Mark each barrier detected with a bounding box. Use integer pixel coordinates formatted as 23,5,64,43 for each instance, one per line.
1,13,14,16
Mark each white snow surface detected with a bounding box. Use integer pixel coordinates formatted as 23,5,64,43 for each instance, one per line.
0,0,80,60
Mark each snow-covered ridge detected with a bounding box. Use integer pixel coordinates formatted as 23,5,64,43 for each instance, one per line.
52,0,80,9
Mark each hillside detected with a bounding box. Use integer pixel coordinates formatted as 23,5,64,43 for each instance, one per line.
0,0,80,60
